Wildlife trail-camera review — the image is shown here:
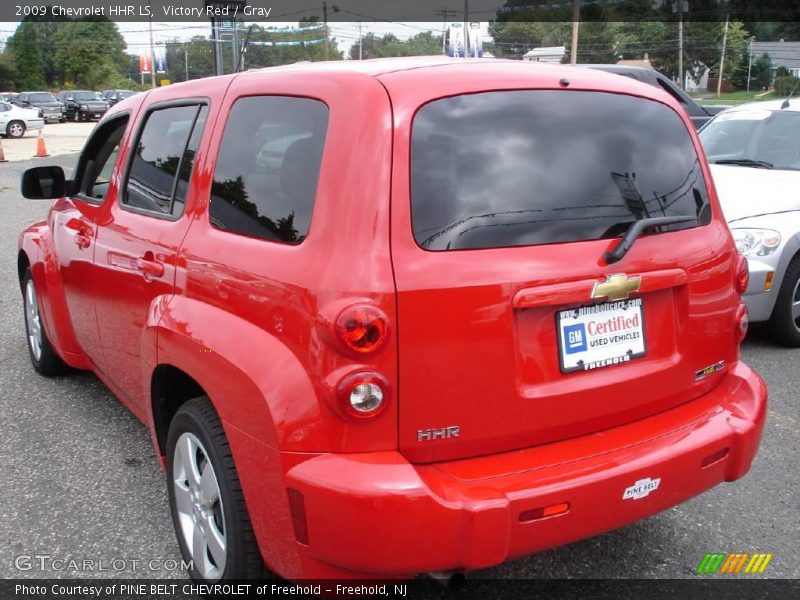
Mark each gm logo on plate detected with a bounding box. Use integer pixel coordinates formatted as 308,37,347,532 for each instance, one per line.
564,323,587,354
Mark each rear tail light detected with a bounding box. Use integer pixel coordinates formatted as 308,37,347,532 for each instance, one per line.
336,371,390,419
735,254,749,295
335,305,389,354
735,303,749,343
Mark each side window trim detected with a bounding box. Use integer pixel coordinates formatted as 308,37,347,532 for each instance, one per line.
119,98,209,221
72,111,131,206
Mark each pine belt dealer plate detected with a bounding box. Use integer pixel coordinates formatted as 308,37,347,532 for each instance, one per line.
557,298,647,373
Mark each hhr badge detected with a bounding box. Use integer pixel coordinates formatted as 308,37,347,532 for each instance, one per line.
417,426,460,442
622,477,661,500
592,273,642,301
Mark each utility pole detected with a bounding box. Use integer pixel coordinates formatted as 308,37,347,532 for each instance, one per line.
716,12,729,100
746,36,754,92
323,2,329,60
237,24,254,72
463,0,469,57
434,7,458,56
676,1,687,89
148,1,156,88
184,45,189,81
570,1,580,64
358,19,362,60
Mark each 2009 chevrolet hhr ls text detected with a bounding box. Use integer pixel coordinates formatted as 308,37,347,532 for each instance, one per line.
18,58,767,582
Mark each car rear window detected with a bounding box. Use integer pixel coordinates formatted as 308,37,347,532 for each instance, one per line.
411,90,710,251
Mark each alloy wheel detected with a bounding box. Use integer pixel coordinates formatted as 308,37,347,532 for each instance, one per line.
172,432,227,580
24,279,42,361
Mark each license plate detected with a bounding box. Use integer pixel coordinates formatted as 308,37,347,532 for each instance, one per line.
557,298,646,373
94,113,101,118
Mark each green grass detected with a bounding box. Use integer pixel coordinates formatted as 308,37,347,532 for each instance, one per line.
693,90,779,105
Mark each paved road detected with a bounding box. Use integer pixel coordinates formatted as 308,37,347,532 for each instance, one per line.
1,122,96,162
0,156,797,584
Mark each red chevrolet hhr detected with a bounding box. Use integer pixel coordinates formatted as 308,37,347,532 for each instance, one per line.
18,58,766,582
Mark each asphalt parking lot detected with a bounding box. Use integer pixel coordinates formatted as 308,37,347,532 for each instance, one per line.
0,155,797,586
1,122,96,161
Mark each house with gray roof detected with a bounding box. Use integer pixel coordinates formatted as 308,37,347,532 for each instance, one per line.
751,40,800,78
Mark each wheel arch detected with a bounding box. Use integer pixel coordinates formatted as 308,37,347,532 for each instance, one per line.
152,295,327,454
150,364,207,457
767,235,800,320
17,249,31,292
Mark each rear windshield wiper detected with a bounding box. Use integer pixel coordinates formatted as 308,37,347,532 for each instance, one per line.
712,158,774,169
604,215,698,264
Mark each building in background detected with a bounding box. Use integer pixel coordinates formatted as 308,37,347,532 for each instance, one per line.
751,40,800,78
522,46,566,63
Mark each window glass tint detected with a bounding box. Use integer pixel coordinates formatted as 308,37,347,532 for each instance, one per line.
29,93,56,102
124,105,202,216
209,96,329,244
700,110,800,171
411,90,709,251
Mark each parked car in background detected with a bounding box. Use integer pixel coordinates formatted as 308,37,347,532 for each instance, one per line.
17,58,765,583
57,90,109,121
0,100,44,138
1,92,20,104
578,65,727,129
14,91,64,123
101,89,136,106
700,99,800,345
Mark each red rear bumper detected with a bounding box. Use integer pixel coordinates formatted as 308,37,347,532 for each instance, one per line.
285,361,766,576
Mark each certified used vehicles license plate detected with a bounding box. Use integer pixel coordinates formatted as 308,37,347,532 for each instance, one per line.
557,298,646,373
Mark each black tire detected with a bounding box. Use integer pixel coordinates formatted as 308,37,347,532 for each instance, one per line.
7,120,26,138
166,397,270,581
73,110,81,122
21,268,69,376
765,256,800,347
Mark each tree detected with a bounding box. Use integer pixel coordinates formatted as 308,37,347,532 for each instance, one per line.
347,31,443,60
7,17,128,89
6,21,46,89
0,52,17,90
52,19,129,88
732,52,773,90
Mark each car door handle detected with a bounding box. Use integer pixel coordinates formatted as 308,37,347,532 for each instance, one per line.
137,255,165,279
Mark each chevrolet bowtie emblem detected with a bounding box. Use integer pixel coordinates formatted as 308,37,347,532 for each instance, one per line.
591,273,641,301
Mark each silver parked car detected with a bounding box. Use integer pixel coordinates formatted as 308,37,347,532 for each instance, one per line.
700,99,800,345
0,100,45,138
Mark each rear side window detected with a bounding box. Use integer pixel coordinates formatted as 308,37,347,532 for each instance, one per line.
209,96,329,244
123,104,207,217
411,90,710,251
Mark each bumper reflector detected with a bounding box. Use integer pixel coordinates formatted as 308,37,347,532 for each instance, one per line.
519,502,570,523
287,488,309,544
764,272,774,291
701,447,730,468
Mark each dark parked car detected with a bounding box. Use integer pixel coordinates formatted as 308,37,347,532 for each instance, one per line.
577,65,727,129
14,91,64,123
57,90,109,121
101,89,137,106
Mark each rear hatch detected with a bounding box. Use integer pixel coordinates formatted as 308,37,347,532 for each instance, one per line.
389,87,740,463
